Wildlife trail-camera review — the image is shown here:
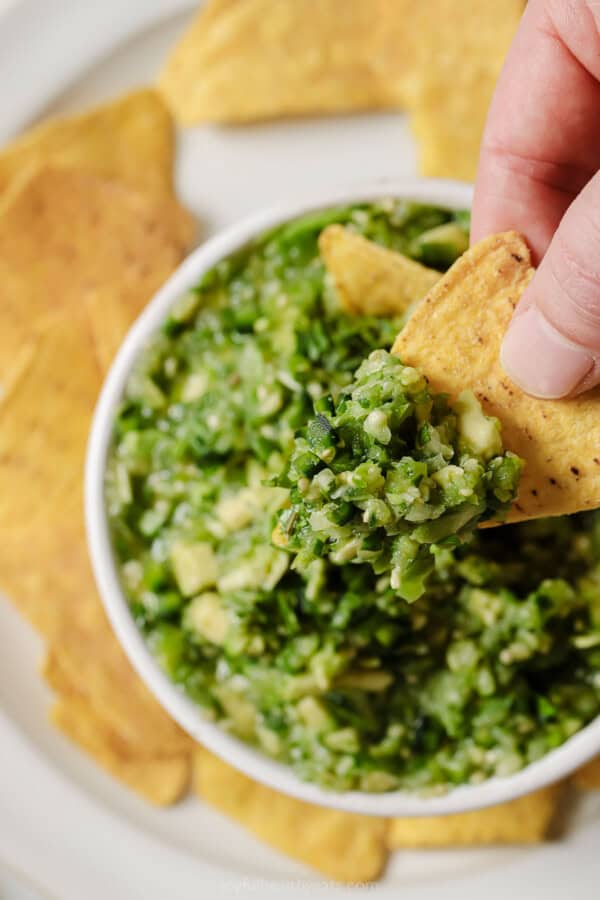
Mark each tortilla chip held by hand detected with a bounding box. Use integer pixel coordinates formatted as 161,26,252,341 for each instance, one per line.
393,232,600,522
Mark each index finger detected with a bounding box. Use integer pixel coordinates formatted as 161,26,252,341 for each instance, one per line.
471,0,600,262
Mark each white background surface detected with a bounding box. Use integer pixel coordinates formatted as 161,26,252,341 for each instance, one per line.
1,1,599,898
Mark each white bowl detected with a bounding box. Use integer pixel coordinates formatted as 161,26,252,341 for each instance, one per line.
86,176,600,816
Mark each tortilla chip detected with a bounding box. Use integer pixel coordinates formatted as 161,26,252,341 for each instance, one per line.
158,0,397,124
0,165,192,386
393,232,600,522
0,89,178,201
406,0,525,181
51,695,190,806
0,164,193,628
45,611,192,758
387,786,562,848
320,225,440,318
157,0,522,181
194,747,388,882
0,312,99,633
411,103,484,184
571,756,600,790
13,396,190,759
0,161,196,798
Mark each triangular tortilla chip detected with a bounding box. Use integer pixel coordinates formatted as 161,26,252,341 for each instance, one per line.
158,0,407,124
0,310,191,760
194,747,388,882
44,624,192,758
0,165,192,386
320,225,441,318
387,0,525,181
387,785,563,848
157,0,523,182
571,756,600,791
0,89,178,201
0,306,190,768
0,312,98,633
393,232,600,522
51,695,190,806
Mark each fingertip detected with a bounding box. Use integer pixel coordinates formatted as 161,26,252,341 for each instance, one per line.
500,304,594,399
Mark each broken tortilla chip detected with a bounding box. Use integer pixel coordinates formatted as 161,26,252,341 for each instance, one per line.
51,695,190,806
194,747,388,882
387,785,562,848
0,89,180,203
0,165,193,385
158,0,397,124
320,225,440,318
571,756,600,791
393,232,600,522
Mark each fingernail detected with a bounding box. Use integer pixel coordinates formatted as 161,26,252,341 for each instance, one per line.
500,304,593,399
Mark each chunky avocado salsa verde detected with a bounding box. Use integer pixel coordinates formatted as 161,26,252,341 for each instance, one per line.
275,349,522,602
107,202,600,793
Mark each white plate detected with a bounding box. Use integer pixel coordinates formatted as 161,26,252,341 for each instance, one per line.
0,1,599,897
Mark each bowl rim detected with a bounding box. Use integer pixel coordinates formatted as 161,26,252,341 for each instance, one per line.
86,175,600,816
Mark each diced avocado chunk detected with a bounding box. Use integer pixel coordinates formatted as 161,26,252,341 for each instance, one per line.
296,696,334,733
184,592,232,645
214,686,256,739
455,390,502,460
170,540,218,596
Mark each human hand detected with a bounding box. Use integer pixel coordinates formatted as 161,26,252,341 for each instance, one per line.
472,0,600,398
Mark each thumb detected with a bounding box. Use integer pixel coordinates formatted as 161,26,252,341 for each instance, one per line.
501,170,600,399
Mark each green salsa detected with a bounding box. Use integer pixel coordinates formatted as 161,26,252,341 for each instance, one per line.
276,349,522,602
107,201,600,793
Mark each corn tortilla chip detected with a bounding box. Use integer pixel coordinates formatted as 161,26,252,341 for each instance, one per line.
0,165,193,386
0,312,98,633
194,747,388,882
0,311,189,748
158,0,398,125
0,89,177,201
571,756,600,791
411,103,484,184
0,162,194,628
393,232,600,522
320,225,440,318
157,0,522,184
43,642,192,759
387,785,562,848
51,695,190,806
0,171,195,774
405,0,525,181
45,613,192,758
